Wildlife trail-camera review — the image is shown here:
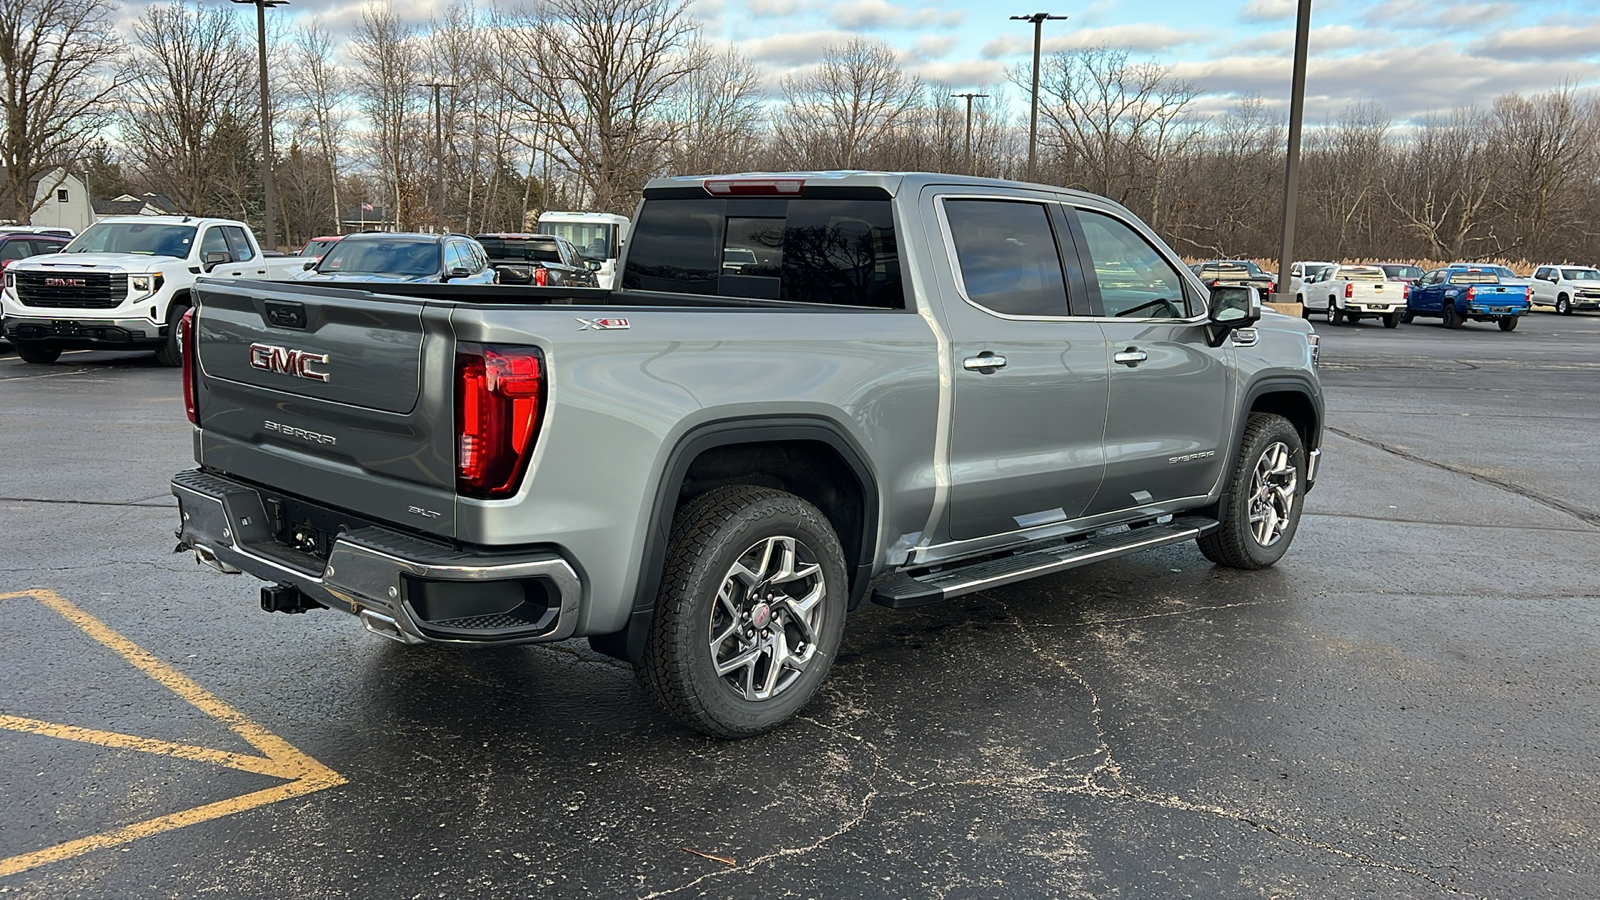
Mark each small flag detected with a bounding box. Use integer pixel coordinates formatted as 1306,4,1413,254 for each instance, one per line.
361,202,373,211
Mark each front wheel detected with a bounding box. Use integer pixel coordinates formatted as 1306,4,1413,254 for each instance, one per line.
154,302,188,367
637,485,849,739
1499,316,1518,332
1556,295,1571,315
1299,299,1312,320
1198,413,1305,570
1384,311,1401,328
14,341,62,364
1441,301,1459,329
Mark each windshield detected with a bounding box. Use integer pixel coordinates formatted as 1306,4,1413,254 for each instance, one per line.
1305,265,1332,281
476,237,563,263
1561,268,1600,281
1380,264,1423,280
64,222,196,259
300,239,339,257
317,239,440,276
539,222,615,261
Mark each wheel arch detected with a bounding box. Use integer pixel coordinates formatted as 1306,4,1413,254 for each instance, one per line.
590,416,880,663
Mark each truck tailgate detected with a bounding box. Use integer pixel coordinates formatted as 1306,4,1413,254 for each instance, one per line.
192,279,458,537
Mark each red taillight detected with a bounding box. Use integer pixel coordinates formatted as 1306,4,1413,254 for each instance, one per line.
1344,282,1354,298
180,307,198,424
1402,284,1410,299
456,343,545,499
704,177,805,196
534,266,548,287
1466,286,1475,302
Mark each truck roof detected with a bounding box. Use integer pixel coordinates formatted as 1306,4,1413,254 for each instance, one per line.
90,215,244,227
642,171,1131,208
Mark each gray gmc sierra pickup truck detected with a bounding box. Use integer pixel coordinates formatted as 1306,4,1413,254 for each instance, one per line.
171,172,1323,738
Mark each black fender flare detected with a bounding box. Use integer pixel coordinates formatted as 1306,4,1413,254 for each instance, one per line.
1204,376,1323,518
589,415,880,663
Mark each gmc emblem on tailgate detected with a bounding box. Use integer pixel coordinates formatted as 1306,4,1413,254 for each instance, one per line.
249,342,330,382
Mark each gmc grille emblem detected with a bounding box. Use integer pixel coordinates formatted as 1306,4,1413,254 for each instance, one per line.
249,342,330,382
44,277,87,287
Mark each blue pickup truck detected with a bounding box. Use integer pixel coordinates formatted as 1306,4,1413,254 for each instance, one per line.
1402,266,1531,331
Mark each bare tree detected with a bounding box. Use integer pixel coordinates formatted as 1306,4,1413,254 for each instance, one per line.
1490,85,1600,259
666,41,765,176
500,0,699,214
773,38,921,171
0,0,123,222
350,4,423,229
287,19,349,235
1384,108,1499,259
120,2,256,216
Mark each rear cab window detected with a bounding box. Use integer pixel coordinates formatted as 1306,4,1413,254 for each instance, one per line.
621,195,904,308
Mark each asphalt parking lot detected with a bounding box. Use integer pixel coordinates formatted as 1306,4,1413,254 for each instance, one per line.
2,310,1598,898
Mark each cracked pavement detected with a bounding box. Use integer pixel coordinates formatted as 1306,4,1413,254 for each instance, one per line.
2,317,1599,899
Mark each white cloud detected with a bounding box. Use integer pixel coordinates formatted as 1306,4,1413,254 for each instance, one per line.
1045,24,1206,53
1242,0,1296,21
737,30,859,66
908,7,964,28
914,60,1009,87
747,0,804,18
910,34,959,61
981,35,1027,59
829,0,906,29
1471,24,1600,60
1362,0,1517,32
1245,24,1388,55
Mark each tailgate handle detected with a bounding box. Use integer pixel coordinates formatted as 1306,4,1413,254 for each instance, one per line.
265,300,307,329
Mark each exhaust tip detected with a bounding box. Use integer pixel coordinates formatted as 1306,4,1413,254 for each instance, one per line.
192,544,241,574
360,609,422,644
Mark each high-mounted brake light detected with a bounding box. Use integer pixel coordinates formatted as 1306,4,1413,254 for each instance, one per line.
703,178,806,196
180,307,198,424
456,343,545,499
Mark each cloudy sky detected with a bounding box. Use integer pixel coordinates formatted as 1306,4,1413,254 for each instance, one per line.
258,0,1600,123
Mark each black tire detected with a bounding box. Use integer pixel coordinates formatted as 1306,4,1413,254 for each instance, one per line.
154,301,188,367
637,485,849,739
1383,311,1401,328
1499,316,1518,332
1441,301,1459,329
1198,412,1306,570
1299,299,1312,320
15,341,62,364
1326,303,1344,326
1556,295,1571,315
1400,309,1414,324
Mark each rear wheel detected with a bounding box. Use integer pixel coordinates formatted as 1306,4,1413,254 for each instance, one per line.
1556,295,1571,315
14,341,62,364
1400,309,1414,324
154,301,188,367
1198,412,1305,569
1384,311,1401,328
1441,301,1459,329
637,485,848,739
1326,303,1343,326
1499,316,1518,332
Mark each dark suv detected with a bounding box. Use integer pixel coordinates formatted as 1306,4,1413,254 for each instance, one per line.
296,233,495,284
475,233,599,287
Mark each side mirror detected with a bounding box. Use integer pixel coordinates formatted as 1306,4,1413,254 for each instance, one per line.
446,266,471,281
586,260,601,271
302,260,315,270
202,250,231,272
1207,285,1261,346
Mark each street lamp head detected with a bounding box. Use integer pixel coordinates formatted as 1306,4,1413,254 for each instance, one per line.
1009,12,1067,22
229,0,290,6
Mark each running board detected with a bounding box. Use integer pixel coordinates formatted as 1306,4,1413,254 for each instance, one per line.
871,516,1219,609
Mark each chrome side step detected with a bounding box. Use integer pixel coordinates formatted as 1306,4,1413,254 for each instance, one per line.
871,516,1219,609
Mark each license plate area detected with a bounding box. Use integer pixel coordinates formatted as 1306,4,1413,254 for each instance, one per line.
258,491,380,563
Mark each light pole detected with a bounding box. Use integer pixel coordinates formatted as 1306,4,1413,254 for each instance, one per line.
231,0,287,250
1275,0,1313,299
953,93,989,176
420,82,454,232
1010,12,1067,182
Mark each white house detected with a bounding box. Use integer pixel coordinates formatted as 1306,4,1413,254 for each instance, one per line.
24,168,97,234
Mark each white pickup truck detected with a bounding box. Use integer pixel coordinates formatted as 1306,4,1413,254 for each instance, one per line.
1,216,303,365
1529,264,1600,315
1302,263,1406,327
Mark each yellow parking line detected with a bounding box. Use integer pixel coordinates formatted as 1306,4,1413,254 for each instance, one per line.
0,589,345,878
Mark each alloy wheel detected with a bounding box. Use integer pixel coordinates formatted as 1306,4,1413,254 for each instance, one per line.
708,535,826,702
1248,441,1297,547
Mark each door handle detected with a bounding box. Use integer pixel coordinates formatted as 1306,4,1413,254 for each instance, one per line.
963,354,1007,371
1113,348,1148,367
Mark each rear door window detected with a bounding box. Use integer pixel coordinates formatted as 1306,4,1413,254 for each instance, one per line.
622,197,903,308
942,199,1070,317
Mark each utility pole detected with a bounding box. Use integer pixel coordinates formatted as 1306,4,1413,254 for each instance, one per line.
1274,0,1312,299
1010,12,1067,182
421,82,454,232
953,93,989,176
231,0,287,250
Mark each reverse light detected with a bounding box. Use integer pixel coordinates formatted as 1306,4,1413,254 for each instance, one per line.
704,178,805,196
180,307,198,424
456,343,546,499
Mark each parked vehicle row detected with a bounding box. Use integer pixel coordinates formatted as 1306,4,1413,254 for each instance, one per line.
1190,259,1277,297
1288,259,1540,332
